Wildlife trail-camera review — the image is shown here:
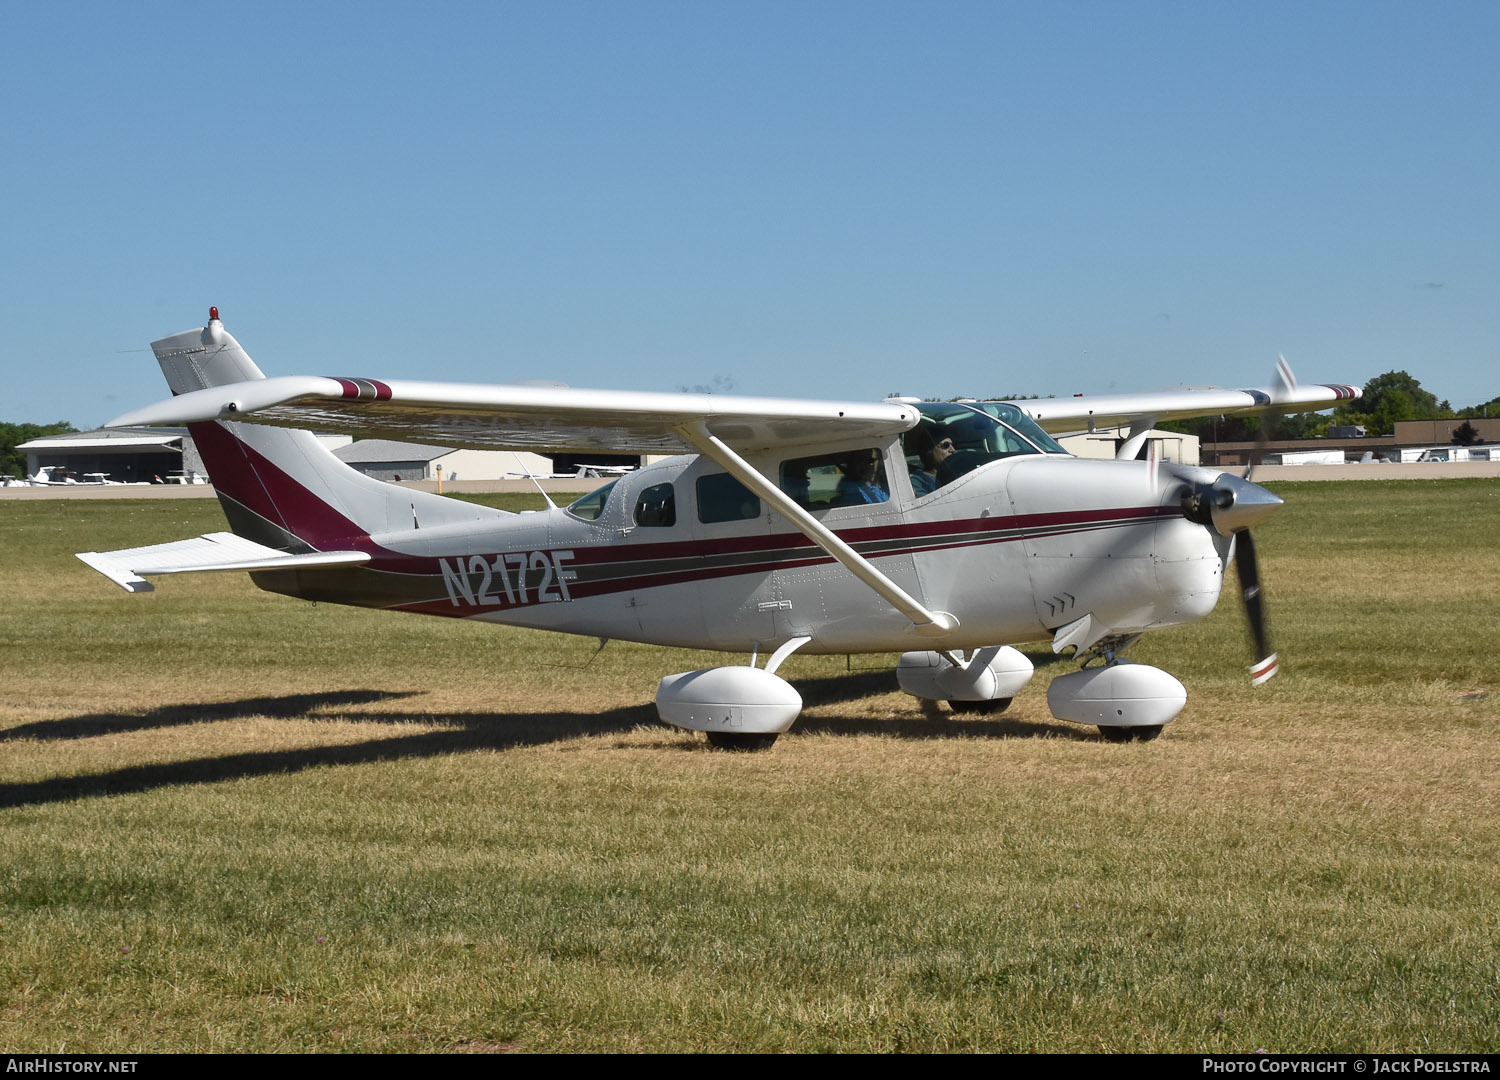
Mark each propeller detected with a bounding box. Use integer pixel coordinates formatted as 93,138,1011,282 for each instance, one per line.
1236,355,1296,683
1235,530,1278,685
1158,356,1298,683
1178,469,1282,685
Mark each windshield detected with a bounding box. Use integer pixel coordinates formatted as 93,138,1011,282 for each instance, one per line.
904,401,1067,495
565,479,618,521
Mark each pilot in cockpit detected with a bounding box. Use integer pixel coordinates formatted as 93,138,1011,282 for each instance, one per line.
906,427,956,497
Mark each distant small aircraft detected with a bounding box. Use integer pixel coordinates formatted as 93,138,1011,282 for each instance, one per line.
27,467,144,486
507,463,637,480
83,473,149,486
29,466,84,485
78,309,1357,748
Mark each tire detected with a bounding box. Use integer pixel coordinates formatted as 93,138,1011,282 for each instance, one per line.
706,731,780,751
947,698,1012,715
1098,725,1163,743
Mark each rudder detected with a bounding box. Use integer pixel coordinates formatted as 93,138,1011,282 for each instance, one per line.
151,307,265,394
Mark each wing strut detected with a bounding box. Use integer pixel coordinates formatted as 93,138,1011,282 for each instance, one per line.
1115,415,1159,461
679,423,958,637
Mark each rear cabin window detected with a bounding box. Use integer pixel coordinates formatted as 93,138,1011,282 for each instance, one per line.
779,449,889,510
634,482,676,527
696,473,761,523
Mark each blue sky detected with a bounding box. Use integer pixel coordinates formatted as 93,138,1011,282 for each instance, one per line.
3,1,1496,428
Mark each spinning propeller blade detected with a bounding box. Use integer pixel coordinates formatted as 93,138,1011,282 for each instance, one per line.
1229,356,1295,681
1234,529,1278,685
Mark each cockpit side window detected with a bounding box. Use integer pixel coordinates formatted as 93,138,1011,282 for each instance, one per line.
778,449,889,510
634,482,676,527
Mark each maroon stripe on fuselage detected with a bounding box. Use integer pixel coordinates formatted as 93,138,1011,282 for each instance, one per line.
369,505,1175,616
355,504,1175,579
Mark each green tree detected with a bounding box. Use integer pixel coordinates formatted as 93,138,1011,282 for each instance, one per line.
1158,410,1333,443
1458,396,1500,420
0,421,76,477
1334,371,1448,436
1275,411,1335,439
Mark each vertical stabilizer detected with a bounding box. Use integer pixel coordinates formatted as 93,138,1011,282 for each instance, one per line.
150,310,499,551
152,307,265,394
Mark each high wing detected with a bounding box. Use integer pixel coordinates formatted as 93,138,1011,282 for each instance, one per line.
78,532,370,593
106,377,921,455
103,367,945,632
107,370,1357,454
1003,380,1360,435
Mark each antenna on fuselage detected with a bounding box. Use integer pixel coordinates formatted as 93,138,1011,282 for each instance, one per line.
513,453,558,509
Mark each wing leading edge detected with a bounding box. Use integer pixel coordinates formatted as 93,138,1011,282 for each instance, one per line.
106,377,921,455
1007,382,1360,434
107,372,1358,453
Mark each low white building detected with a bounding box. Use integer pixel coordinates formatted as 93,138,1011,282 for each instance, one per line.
1399,445,1500,464
1268,449,1346,466
333,439,556,482
1056,426,1200,465
17,428,623,486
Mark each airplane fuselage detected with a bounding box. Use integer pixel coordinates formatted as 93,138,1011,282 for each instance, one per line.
252,444,1228,656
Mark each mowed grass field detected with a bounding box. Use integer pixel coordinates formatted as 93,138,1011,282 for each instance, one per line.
1,480,1497,1053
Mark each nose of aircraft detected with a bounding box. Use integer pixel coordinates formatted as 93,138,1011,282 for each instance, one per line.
1180,471,1283,537
1172,468,1283,684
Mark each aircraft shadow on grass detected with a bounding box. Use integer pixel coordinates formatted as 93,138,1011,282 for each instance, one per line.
0,689,424,742
0,660,1084,809
789,668,1079,742
0,690,651,810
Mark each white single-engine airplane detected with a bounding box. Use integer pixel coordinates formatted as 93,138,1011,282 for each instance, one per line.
78,310,1359,749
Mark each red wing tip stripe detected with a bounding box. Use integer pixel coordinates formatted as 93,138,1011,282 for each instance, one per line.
329,377,394,401
1319,384,1359,400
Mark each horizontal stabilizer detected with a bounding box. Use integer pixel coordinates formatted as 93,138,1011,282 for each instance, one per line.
77,532,370,593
